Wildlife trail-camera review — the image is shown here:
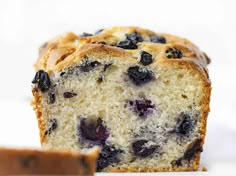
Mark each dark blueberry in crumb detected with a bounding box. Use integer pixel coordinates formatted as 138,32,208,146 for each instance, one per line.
48,89,56,104
32,70,51,92
44,118,57,136
97,145,123,171
95,29,104,35
176,113,194,135
129,99,155,117
127,66,155,86
166,47,183,59
132,139,157,157
126,32,143,43
117,40,138,49
80,32,93,37
63,92,77,98
79,118,109,144
140,51,153,66
79,59,101,72
150,35,166,43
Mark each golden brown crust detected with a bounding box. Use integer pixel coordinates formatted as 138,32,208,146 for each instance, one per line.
34,26,210,72
0,147,99,175
32,26,211,172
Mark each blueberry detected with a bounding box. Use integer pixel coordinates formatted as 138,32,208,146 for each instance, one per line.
80,32,93,37
79,118,109,144
176,113,194,135
132,139,157,157
32,70,51,92
63,92,77,98
140,51,153,66
150,35,166,43
97,145,123,171
166,47,183,59
129,99,155,117
48,89,56,104
127,66,155,86
126,32,143,43
117,40,138,49
44,118,57,136
79,59,101,72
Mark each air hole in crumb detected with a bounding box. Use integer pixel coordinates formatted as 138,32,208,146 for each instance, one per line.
107,65,118,73
181,94,188,99
114,86,124,94
164,80,170,85
177,74,184,79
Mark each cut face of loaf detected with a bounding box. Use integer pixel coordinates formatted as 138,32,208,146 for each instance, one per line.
32,27,211,172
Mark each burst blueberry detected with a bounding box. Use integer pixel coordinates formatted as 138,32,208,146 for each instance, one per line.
127,66,155,86
79,118,109,144
132,139,157,157
176,113,194,135
129,98,155,117
97,145,123,171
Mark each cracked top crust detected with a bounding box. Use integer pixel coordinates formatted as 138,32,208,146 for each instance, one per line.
34,26,210,79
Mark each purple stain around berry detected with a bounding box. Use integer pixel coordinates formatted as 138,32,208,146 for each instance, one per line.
79,118,109,145
127,66,155,86
129,98,155,117
96,145,123,171
132,139,157,157
150,35,166,43
32,70,51,92
140,51,153,66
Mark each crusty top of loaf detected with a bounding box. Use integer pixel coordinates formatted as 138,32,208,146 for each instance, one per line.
34,26,210,77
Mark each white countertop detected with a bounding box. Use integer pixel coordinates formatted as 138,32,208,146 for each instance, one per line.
0,0,236,175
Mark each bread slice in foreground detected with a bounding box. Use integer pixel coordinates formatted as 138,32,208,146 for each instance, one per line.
0,147,99,175
32,26,211,172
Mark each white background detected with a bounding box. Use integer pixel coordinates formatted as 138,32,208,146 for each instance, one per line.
0,0,236,175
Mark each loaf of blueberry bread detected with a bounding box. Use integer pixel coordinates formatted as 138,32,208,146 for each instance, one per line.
31,26,211,172
0,147,99,175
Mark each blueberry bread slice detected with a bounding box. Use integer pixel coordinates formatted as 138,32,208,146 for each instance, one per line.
0,147,99,175
31,27,211,172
